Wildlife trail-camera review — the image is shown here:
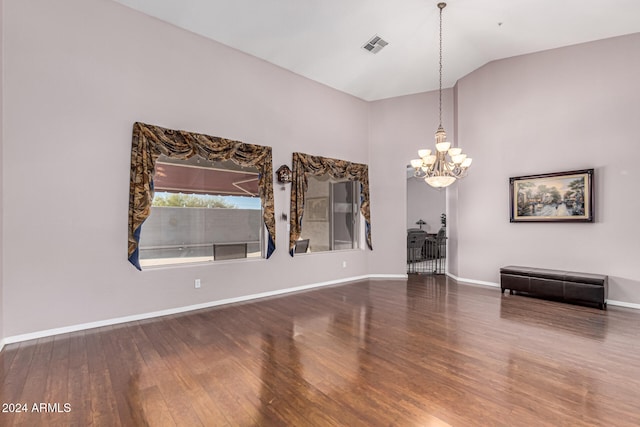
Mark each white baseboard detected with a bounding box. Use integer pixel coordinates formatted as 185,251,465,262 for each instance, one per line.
2,273,407,346
447,273,640,310
446,272,500,288
606,300,640,310
369,273,409,280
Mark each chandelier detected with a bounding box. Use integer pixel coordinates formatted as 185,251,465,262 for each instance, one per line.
411,2,472,188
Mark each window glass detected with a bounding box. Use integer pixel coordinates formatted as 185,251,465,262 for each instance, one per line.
299,174,360,253
138,155,263,267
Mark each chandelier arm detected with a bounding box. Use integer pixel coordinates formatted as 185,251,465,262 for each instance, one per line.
414,169,427,178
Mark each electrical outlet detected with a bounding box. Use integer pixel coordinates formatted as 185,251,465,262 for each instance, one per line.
195,279,201,289
342,261,347,268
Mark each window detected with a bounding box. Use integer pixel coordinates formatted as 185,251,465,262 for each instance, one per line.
298,174,361,253
138,155,263,267
128,122,275,270
287,151,372,255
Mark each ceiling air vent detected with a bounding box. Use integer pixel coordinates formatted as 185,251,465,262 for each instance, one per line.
362,35,388,54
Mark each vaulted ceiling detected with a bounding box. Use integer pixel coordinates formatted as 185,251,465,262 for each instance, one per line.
112,0,640,101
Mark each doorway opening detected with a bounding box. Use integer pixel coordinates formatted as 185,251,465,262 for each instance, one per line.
406,169,447,274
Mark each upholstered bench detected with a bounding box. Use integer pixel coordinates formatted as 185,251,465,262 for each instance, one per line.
500,266,608,309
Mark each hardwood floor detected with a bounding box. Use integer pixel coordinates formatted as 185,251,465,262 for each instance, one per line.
1,275,640,426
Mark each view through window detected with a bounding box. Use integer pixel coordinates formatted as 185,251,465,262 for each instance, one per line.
299,174,361,253
138,155,263,267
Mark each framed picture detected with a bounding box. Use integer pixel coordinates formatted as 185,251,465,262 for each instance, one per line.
509,169,594,222
306,197,329,221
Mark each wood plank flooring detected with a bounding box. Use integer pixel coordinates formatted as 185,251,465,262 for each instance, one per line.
1,275,640,426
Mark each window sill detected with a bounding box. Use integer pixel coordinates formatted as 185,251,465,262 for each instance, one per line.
295,247,364,256
139,256,265,271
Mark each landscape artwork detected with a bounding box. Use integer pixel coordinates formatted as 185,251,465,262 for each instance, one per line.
510,169,594,222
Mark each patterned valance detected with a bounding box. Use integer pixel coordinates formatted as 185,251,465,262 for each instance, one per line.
289,152,372,255
128,122,275,269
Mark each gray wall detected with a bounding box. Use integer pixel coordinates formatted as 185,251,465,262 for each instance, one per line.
452,33,640,303
0,0,4,346
2,0,370,337
140,207,261,247
138,207,262,260
368,33,640,303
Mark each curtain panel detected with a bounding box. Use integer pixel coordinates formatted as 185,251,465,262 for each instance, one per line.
128,122,275,269
289,152,372,255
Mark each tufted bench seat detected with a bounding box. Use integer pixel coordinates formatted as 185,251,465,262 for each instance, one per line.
500,266,608,309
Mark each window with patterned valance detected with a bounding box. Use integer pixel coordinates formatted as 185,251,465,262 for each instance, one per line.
128,122,275,270
289,152,372,256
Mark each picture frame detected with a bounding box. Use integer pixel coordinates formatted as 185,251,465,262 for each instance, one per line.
306,197,329,221
509,169,594,222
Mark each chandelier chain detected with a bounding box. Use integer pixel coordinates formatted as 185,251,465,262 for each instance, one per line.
438,2,443,128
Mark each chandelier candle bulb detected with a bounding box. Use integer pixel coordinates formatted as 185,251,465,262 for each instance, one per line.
452,154,467,164
425,175,456,188
424,155,437,166
435,142,451,152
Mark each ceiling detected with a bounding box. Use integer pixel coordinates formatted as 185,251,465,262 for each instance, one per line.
112,0,640,101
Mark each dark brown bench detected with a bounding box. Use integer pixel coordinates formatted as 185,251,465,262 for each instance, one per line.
500,266,608,309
